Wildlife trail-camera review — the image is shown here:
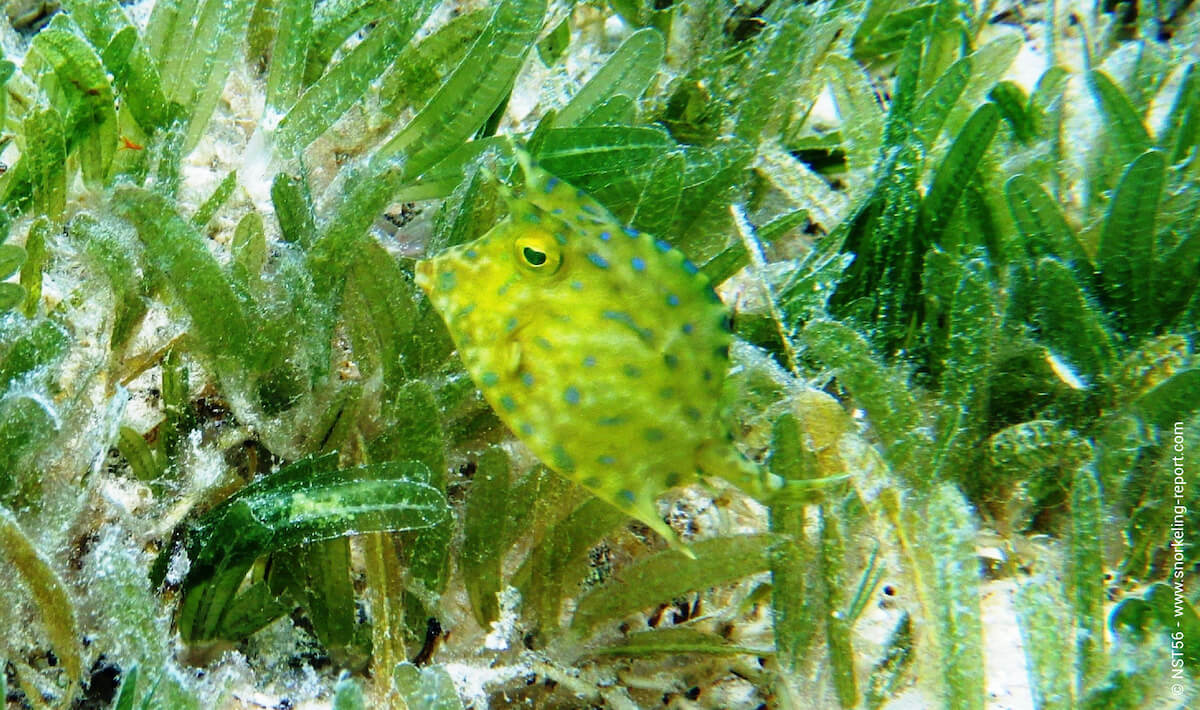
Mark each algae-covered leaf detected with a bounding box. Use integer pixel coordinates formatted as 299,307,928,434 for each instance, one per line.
0,395,59,491
905,484,985,710
630,151,684,235
63,0,170,134
393,663,465,710
23,108,66,220
376,0,546,178
460,446,512,626
733,7,806,144
802,319,929,482
988,80,1034,143
557,28,664,126
514,495,627,630
0,245,25,281
1015,577,1076,710
1068,464,1104,682
571,534,775,631
913,52,970,149
825,53,884,182
590,627,769,657
0,505,82,699
377,9,489,116
118,426,163,482
19,219,46,318
178,458,450,641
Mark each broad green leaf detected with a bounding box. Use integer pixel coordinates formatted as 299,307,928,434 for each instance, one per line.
918,102,1000,248
305,0,436,85
118,426,163,482
913,52,970,148
274,20,404,155
1032,258,1116,382
191,170,238,228
271,172,316,247
0,318,68,393
29,28,119,187
988,80,1034,142
571,534,775,631
1087,70,1153,168
393,663,464,710
630,151,684,235
19,219,45,317
1097,150,1165,332
1005,174,1091,268
114,186,254,371
1133,369,1200,429
169,0,255,151
557,28,664,126
940,33,1020,142
1153,227,1200,327
265,0,312,113
1158,63,1199,163
734,9,805,143
513,496,626,630
375,0,546,177
64,0,170,133
0,245,25,281
935,258,998,478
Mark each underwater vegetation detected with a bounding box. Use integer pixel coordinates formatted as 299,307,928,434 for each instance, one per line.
0,0,1196,708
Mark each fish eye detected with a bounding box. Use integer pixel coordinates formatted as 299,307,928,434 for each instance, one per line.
513,233,562,274
523,246,547,266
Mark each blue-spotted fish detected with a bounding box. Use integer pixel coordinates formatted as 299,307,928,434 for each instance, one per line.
414,151,762,553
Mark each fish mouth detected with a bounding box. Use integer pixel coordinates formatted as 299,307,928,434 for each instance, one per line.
413,258,436,295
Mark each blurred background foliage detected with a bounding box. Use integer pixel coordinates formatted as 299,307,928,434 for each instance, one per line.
0,0,1196,707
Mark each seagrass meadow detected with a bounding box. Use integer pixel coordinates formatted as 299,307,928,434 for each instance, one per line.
0,0,1197,707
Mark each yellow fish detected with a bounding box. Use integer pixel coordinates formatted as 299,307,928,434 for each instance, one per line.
414,151,761,553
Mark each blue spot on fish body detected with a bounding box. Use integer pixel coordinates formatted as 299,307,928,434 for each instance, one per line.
587,252,609,269
667,293,680,307
623,226,639,237
564,386,581,405
655,239,672,253
631,257,646,272
545,176,560,192
600,231,612,241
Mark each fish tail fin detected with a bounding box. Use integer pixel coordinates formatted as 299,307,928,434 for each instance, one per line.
641,510,696,560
